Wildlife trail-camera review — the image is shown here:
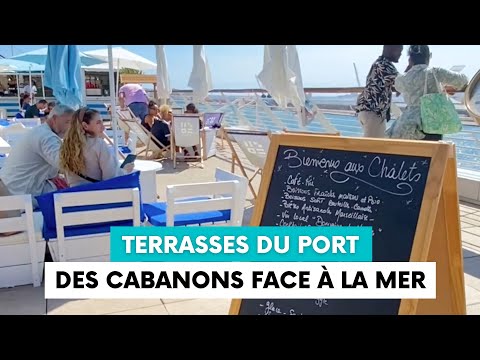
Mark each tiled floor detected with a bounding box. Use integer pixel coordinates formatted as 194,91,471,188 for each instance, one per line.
1,138,479,315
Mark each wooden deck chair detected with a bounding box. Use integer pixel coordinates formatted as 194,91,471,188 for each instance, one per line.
103,103,132,135
113,105,171,158
103,104,136,157
116,106,138,122
126,120,171,159
102,131,127,160
0,194,45,288
221,127,272,199
171,115,204,168
115,106,139,135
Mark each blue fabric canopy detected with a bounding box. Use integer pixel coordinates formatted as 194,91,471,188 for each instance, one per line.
44,45,84,109
11,47,104,67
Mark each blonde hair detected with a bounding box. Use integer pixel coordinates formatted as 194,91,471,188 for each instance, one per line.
158,104,171,119
60,107,99,175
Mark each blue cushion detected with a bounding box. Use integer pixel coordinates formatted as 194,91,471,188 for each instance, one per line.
35,172,145,234
119,146,132,154
42,220,134,241
144,197,231,226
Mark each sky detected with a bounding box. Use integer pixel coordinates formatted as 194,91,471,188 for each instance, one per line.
0,45,478,90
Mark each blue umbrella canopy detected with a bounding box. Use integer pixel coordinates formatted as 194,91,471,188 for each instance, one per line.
44,45,84,108
11,47,105,67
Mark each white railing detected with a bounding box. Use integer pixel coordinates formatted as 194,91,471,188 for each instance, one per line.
169,91,480,173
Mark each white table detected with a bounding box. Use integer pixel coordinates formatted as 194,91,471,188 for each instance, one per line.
201,128,217,160
0,136,10,154
119,159,163,203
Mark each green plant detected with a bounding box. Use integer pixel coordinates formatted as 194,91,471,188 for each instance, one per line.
119,68,143,75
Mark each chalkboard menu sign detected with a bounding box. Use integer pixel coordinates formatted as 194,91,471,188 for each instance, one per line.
263,145,430,262
230,134,451,315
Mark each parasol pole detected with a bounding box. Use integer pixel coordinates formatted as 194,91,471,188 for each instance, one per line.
108,45,119,157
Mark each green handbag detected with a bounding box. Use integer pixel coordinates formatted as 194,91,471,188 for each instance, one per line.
420,69,462,135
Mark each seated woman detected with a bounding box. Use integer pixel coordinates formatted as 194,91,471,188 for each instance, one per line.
185,102,204,128
386,45,469,141
60,107,134,187
150,104,172,148
143,100,160,132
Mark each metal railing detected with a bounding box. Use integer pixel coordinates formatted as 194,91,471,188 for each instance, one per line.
170,90,480,173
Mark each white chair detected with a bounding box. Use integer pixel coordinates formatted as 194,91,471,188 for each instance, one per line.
144,168,247,227
214,168,248,203
166,180,244,226
48,188,141,262
0,195,45,288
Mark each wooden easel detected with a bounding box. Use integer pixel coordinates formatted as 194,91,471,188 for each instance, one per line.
230,135,465,315
416,144,466,314
282,128,341,136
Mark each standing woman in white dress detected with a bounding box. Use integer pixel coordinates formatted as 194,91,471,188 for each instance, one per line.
386,45,469,141
60,107,134,187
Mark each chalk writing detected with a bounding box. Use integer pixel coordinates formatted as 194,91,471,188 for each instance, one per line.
283,149,341,170
315,299,329,308
263,147,429,247
247,144,432,315
367,156,422,183
330,171,414,196
258,301,304,315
